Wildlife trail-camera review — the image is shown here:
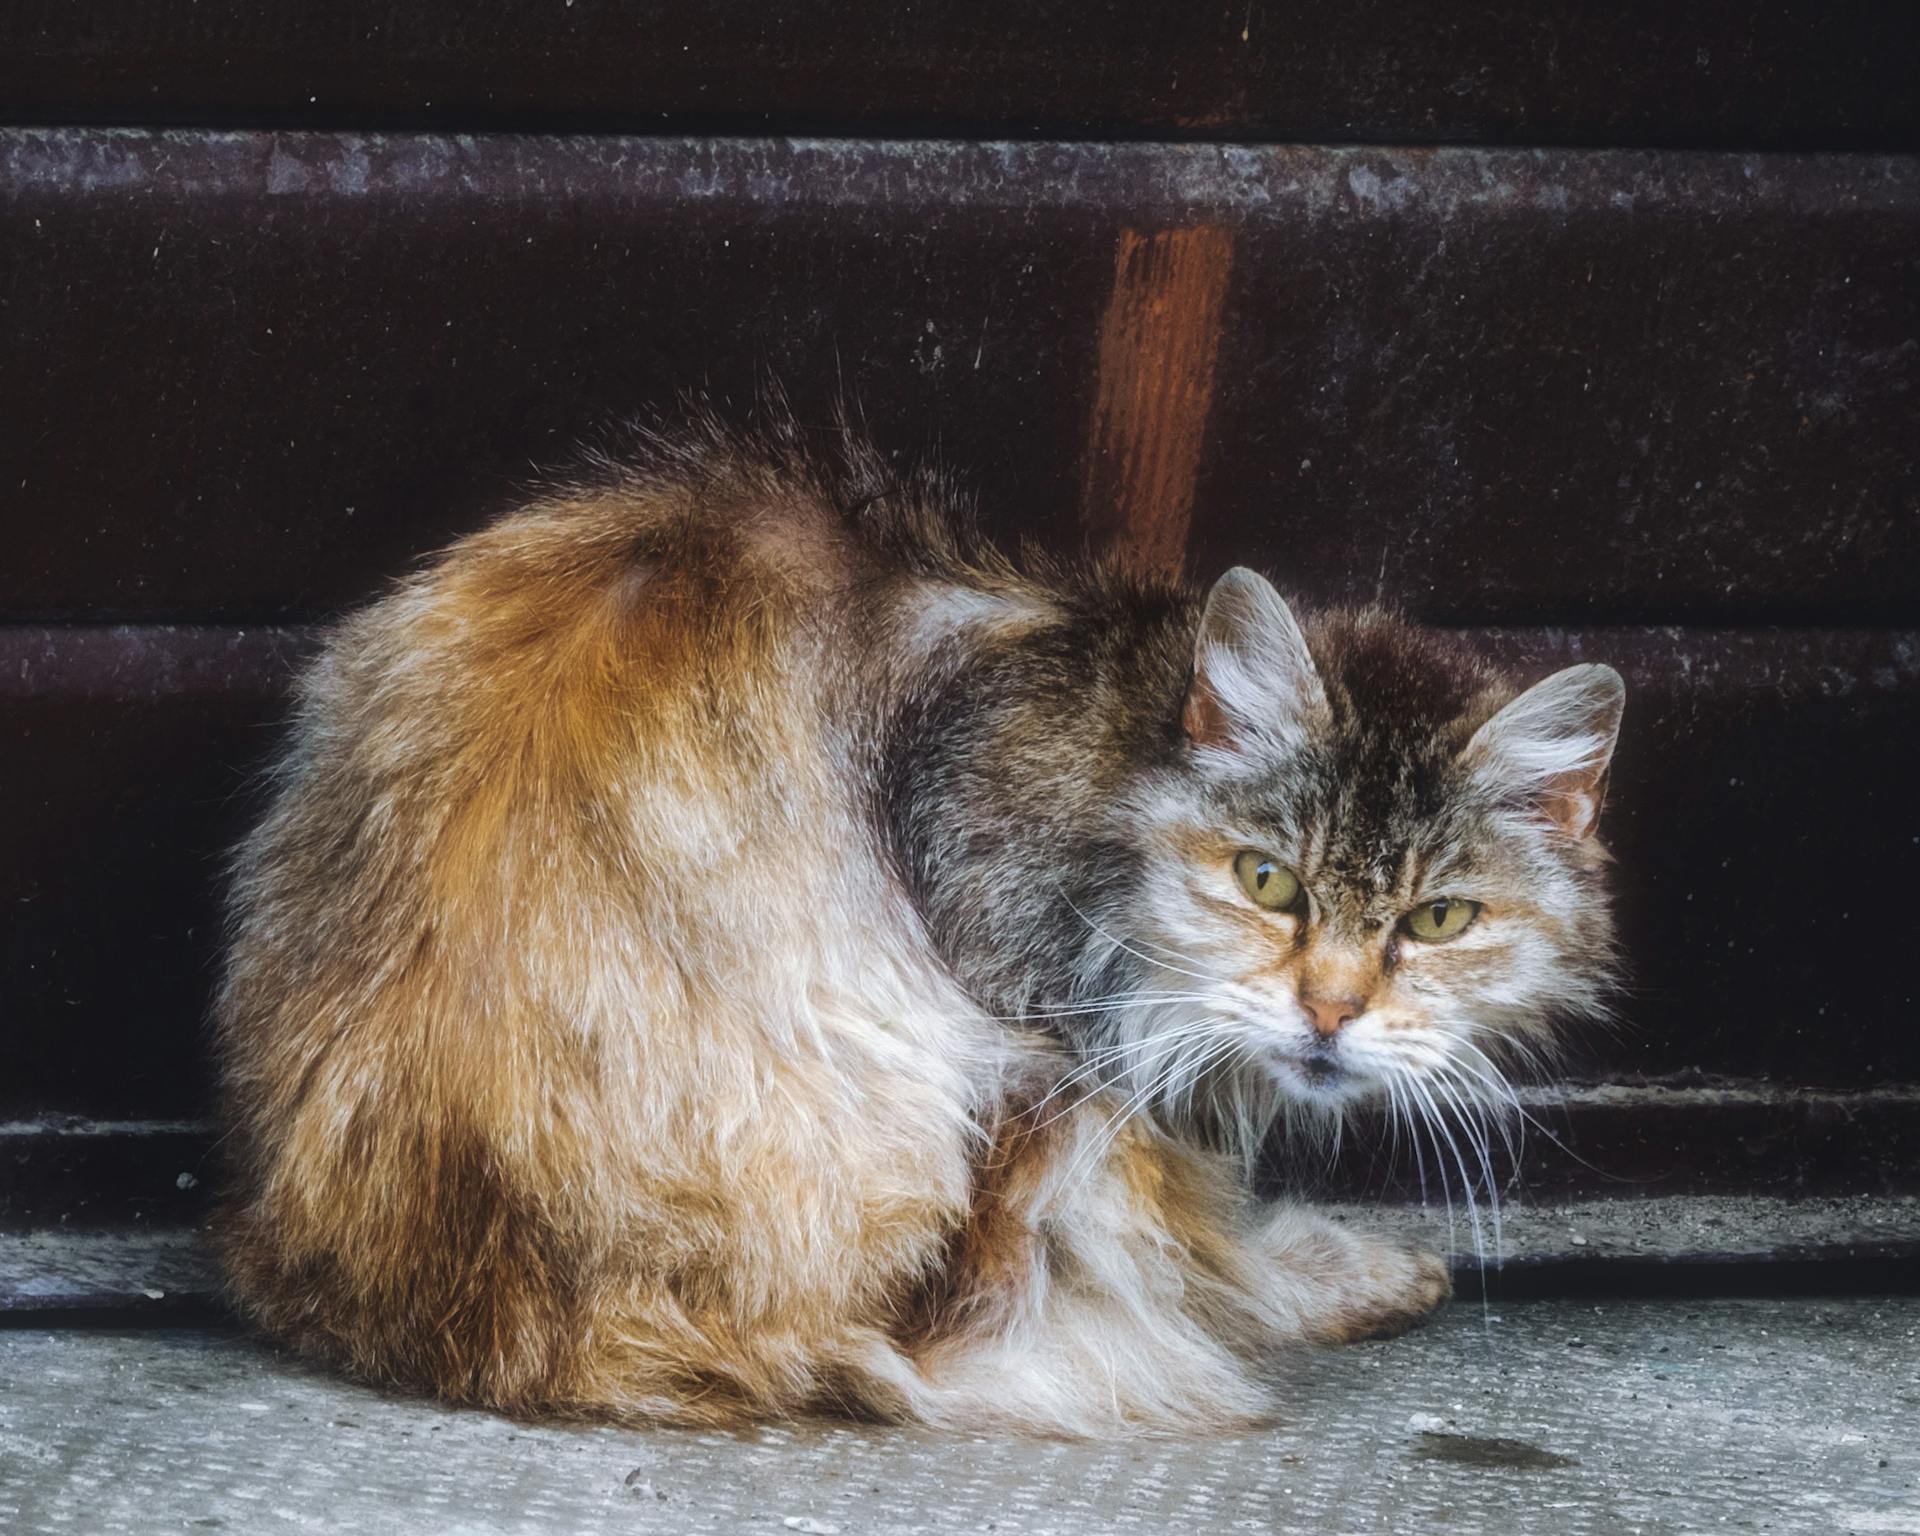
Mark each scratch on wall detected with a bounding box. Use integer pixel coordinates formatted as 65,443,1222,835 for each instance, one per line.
1079,224,1235,577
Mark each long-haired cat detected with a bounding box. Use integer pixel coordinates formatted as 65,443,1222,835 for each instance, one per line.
214,416,1623,1435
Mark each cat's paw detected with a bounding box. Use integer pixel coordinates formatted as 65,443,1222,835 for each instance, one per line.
1323,1239,1453,1344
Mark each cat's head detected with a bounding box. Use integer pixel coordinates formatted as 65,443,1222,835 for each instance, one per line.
1078,567,1623,1143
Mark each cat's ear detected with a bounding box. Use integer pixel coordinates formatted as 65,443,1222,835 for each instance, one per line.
1462,664,1625,839
1184,568,1327,756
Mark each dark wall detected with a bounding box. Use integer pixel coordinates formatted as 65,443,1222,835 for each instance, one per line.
1,10,1915,1201
4,2,1915,147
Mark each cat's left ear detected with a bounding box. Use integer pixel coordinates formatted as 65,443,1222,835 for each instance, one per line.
1184,567,1327,757
1462,664,1626,839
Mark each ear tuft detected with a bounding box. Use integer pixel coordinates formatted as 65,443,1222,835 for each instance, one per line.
1184,568,1326,757
1462,663,1625,838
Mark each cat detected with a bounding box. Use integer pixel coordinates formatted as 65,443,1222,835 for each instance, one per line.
213,415,1623,1435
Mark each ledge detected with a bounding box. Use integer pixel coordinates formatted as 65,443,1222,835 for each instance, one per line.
7,1195,1917,1322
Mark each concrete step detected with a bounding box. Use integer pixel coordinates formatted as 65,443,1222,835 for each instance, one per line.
6,1195,1917,1318
13,1089,1920,1234
3,1297,1915,1534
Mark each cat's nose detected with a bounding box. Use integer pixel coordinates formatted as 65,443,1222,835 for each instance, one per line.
1300,994,1365,1037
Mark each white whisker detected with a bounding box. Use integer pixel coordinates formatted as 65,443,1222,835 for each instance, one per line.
1429,1069,1504,1281
979,988,1228,1023
1024,1017,1225,1134
1403,1072,1497,1314
1053,884,1232,990
1049,1031,1246,1208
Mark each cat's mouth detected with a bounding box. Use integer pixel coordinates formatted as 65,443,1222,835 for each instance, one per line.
1266,1041,1376,1104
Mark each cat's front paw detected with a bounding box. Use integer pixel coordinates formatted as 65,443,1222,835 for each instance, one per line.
1323,1239,1453,1344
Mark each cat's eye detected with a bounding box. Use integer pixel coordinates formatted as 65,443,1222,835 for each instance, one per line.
1233,851,1302,912
1403,898,1481,942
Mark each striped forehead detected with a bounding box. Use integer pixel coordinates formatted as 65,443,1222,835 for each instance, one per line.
1282,743,1466,915
1296,825,1427,926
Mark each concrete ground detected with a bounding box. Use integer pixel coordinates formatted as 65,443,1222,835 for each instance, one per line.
3,1298,1916,1536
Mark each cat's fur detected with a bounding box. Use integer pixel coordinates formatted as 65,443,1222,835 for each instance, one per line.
214,418,1623,1435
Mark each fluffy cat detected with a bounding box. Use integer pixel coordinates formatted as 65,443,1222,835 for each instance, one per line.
214,418,1623,1435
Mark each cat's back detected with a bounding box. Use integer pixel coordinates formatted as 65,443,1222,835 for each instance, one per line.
229,441,931,1020
320,443,872,736
213,441,1005,1415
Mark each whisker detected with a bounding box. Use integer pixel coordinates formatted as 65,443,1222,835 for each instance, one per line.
1448,1034,1648,1187
1379,1070,1404,1185
1053,884,1231,990
1394,1066,1458,1264
1023,1018,1226,1133
1384,1070,1429,1208
979,988,1229,1024
1430,1053,1524,1190
1047,1058,1186,1202
1048,1031,1244,1207
1429,1070,1504,1280
1406,1073,1493,1296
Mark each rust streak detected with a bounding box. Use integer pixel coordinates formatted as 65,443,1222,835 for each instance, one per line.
1080,224,1235,578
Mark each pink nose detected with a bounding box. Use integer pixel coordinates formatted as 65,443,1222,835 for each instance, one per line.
1301,995,1364,1037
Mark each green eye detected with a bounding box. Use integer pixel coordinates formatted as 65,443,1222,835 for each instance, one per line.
1403,898,1481,942
1233,851,1302,912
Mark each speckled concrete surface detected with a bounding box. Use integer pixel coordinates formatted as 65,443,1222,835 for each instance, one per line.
3,1298,1917,1535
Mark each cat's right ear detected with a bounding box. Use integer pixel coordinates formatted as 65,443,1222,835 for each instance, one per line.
1461,664,1626,839
1184,567,1327,758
